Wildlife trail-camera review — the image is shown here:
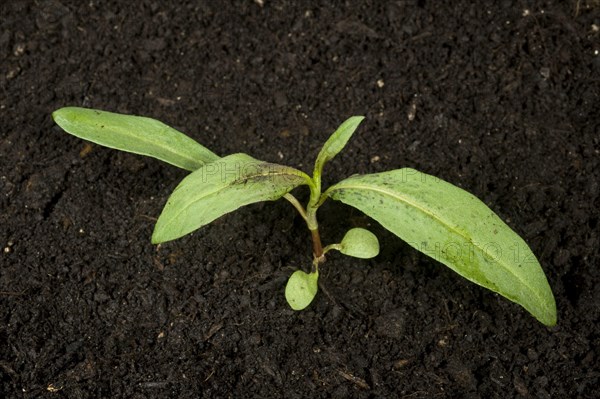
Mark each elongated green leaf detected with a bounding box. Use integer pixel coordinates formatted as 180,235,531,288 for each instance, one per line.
326,168,556,326
152,153,310,243
285,269,319,310
313,116,365,186
53,107,219,171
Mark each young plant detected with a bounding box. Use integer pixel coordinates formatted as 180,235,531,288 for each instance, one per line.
53,107,557,326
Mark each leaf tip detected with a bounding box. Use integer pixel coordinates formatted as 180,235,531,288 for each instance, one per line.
52,106,81,129
52,107,67,124
540,299,557,327
345,115,366,127
151,226,166,245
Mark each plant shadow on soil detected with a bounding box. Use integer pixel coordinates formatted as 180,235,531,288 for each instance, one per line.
1,1,599,398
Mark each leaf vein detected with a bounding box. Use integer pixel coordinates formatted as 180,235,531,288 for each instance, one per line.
329,182,541,303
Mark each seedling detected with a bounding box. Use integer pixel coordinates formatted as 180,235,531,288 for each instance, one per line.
53,107,557,326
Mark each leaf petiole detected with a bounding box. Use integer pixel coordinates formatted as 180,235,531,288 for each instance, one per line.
322,243,342,256
283,193,307,221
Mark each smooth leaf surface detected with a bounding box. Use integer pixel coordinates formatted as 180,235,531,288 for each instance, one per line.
285,270,319,310
313,116,365,186
53,107,219,171
326,168,556,326
340,228,380,259
152,153,310,243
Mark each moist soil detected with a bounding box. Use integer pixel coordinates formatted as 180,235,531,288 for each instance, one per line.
1,1,599,398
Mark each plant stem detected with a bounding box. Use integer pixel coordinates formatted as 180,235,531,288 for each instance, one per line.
283,192,325,262
311,228,324,260
311,256,320,273
306,205,326,263
296,176,327,264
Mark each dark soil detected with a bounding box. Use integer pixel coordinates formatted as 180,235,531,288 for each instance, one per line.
1,1,599,398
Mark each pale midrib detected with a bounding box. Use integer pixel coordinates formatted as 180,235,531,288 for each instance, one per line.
164,169,308,231
118,124,213,168
79,118,215,169
329,182,544,309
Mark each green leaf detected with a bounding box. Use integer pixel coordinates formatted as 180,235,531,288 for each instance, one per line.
339,228,380,259
53,107,219,171
326,168,557,326
285,269,319,310
152,153,310,243
313,116,365,187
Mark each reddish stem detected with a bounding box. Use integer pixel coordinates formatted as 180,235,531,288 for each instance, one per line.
311,229,325,264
